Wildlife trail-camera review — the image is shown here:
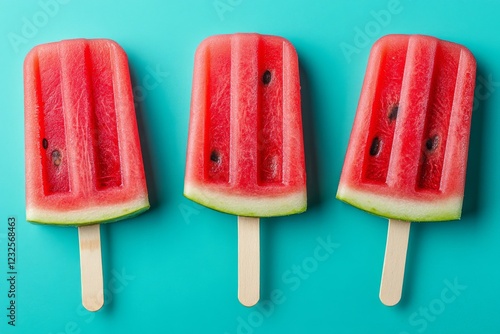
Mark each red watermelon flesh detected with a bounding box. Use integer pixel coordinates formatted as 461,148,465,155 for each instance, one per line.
184,34,306,217
337,35,476,222
24,39,149,225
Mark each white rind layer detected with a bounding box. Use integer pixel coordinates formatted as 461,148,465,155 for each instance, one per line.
26,197,150,225
184,183,307,217
336,185,463,222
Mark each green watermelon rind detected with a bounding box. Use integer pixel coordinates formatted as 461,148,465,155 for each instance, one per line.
184,183,307,217
26,198,150,226
336,185,463,222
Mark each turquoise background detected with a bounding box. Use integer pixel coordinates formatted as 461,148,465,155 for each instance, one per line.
0,0,498,333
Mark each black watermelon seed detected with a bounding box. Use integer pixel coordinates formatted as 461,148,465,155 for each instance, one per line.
426,136,438,151
42,138,48,149
388,105,399,121
369,137,381,156
210,150,220,163
51,150,62,166
262,70,272,85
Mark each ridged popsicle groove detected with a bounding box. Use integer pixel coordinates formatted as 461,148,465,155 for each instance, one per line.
37,40,123,196
205,41,231,183
86,43,122,190
416,44,460,191
230,35,259,186
387,37,438,192
36,48,70,195
362,39,408,184
257,37,283,185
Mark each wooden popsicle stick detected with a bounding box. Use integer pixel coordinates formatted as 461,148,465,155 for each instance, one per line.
238,216,260,307
78,224,104,312
379,219,411,306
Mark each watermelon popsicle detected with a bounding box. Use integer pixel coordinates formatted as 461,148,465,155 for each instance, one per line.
337,35,476,305
24,39,149,311
184,33,306,306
